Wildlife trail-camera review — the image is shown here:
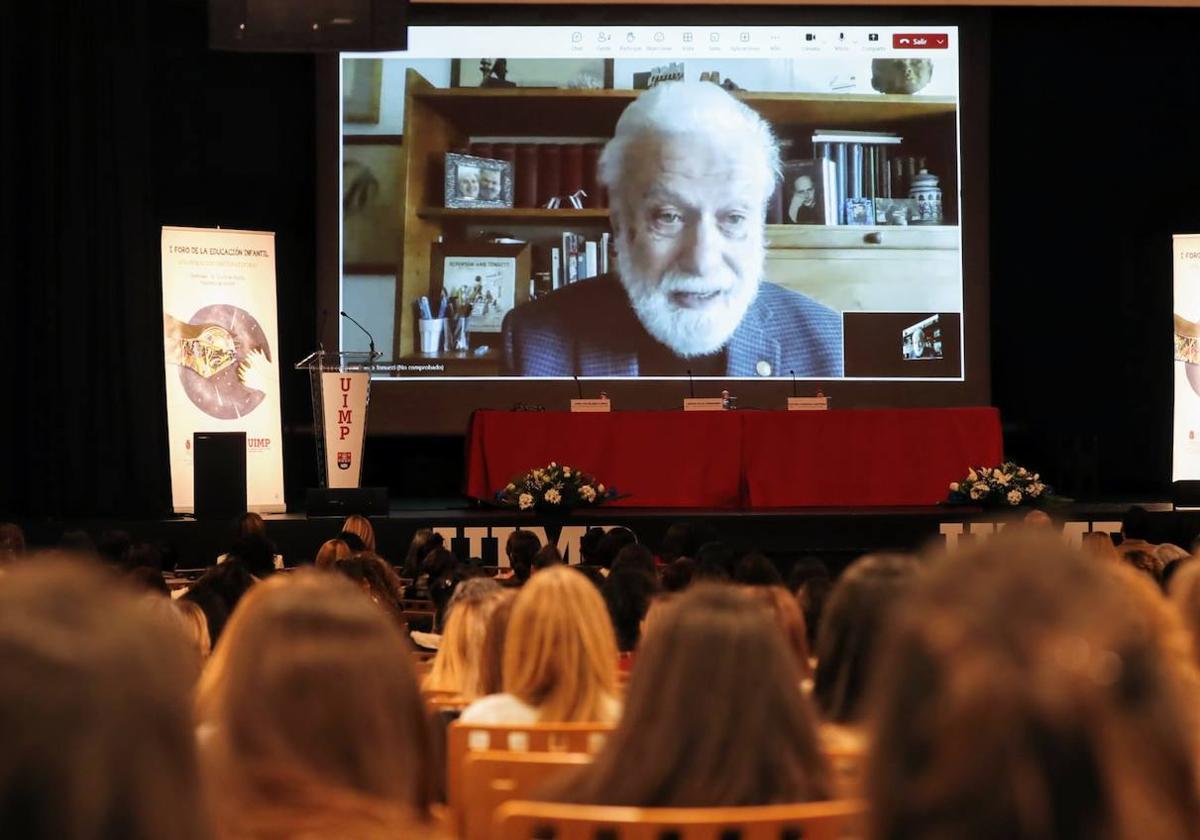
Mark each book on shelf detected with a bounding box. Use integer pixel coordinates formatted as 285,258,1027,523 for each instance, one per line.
515,144,539,208
813,130,911,223
584,240,598,279
600,231,611,275
551,247,562,290
811,129,903,145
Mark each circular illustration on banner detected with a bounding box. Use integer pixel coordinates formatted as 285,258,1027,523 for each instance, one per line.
164,305,273,420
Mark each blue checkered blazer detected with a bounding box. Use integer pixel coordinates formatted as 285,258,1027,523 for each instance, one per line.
501,274,843,377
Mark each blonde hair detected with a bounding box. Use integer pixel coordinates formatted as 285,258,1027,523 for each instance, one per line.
315,538,352,569
174,598,212,659
503,565,619,722
425,578,503,699
196,570,436,836
341,514,376,552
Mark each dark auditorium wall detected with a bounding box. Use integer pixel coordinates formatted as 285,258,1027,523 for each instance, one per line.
0,3,1194,517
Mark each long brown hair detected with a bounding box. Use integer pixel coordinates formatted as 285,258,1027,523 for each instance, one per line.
547,584,832,807
503,565,619,722
0,559,209,840
425,577,503,699
748,585,812,679
196,570,437,837
868,531,1200,840
813,553,919,724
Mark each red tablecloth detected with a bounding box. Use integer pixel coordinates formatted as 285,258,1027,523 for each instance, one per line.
465,408,1003,509
741,407,1004,507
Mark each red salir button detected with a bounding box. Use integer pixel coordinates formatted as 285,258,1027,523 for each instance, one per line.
892,33,949,49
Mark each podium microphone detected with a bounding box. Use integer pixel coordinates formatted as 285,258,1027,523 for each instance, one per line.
339,310,375,359
574,375,584,400
687,369,695,399
790,369,798,398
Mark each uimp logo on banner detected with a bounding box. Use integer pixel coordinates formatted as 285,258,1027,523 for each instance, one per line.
322,372,370,488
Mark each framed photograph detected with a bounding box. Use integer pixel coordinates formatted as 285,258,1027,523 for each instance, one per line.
343,58,383,124
451,58,614,89
445,153,514,209
429,242,532,334
845,198,876,226
902,314,944,361
781,160,827,225
342,138,403,265
874,197,919,226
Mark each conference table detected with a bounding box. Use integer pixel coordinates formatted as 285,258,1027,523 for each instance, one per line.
465,407,1003,509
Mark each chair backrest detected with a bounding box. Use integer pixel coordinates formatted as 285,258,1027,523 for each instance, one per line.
494,799,867,840
463,751,592,840
447,721,615,832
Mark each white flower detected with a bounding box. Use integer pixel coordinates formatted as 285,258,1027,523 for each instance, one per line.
506,483,516,492
597,484,606,495
1029,482,1044,497
545,489,562,504
992,468,1004,480
1017,467,1028,477
580,485,596,502
967,468,978,482
949,482,960,492
549,462,557,468
970,484,986,500
518,493,534,510
996,472,1012,486
563,467,573,478
1007,489,1022,505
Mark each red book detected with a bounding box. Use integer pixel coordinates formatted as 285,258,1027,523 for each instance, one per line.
537,144,562,208
515,144,539,208
469,142,494,160
561,144,584,203
494,143,516,166
582,143,603,209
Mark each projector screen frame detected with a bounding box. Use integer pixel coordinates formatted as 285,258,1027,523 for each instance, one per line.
316,5,991,435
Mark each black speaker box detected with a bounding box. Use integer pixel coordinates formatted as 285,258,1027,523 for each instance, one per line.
306,487,389,517
194,432,247,520
209,0,407,52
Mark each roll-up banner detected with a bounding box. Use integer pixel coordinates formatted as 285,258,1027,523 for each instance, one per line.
321,371,370,488
161,226,285,512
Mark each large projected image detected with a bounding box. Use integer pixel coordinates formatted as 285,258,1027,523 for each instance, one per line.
339,26,964,381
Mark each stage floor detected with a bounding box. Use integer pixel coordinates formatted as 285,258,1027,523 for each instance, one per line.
17,499,1185,573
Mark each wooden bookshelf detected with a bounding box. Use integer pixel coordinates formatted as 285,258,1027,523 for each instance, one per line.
393,68,962,362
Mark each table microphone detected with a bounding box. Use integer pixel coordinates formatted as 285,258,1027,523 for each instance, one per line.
687,369,695,399
574,374,583,400
790,369,798,398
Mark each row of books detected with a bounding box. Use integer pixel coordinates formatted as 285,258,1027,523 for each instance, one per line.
532,232,613,294
465,141,608,209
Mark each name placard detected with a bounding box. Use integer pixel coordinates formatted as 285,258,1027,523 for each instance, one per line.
570,398,612,413
787,396,830,411
683,398,726,412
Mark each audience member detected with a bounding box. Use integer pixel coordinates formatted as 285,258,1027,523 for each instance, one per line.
0,560,209,840
694,541,735,580
401,528,440,579
461,565,620,724
477,591,518,697
868,531,1200,840
58,529,96,557
181,561,256,644
504,529,541,587
660,557,696,592
813,553,920,749
787,557,832,648
425,577,503,699
1118,505,1157,555
340,514,377,553
578,527,607,567
1022,508,1054,528
1122,547,1163,584
532,543,563,572
612,543,656,576
96,529,132,569
314,538,351,569
227,532,279,577
330,553,408,620
748,585,812,680
602,564,660,655
572,563,607,590
597,527,638,570
1081,531,1122,564
174,598,213,659
734,551,785,586
217,514,283,568
196,571,439,839
658,521,714,564
1170,560,1200,671
542,585,831,807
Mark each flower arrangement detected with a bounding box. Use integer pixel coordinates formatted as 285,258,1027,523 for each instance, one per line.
495,462,618,512
946,462,1052,507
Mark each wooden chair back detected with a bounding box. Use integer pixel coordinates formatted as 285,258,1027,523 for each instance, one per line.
823,748,866,798
462,751,592,840
447,721,614,832
494,799,867,840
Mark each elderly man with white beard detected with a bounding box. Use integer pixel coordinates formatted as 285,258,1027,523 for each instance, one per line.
501,82,843,378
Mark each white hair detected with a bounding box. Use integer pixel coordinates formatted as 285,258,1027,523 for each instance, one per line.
598,82,781,209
